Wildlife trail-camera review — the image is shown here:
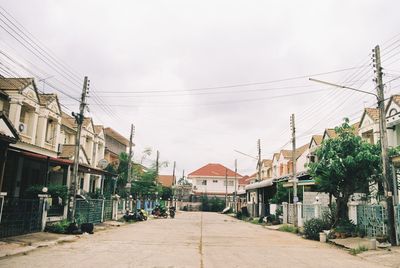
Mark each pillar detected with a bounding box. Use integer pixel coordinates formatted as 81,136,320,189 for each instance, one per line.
38,193,49,231
348,201,359,225
8,100,21,127
36,114,47,147
314,200,321,219
297,202,303,227
282,202,288,224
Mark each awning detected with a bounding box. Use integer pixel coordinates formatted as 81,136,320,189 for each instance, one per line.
237,189,246,195
245,178,274,191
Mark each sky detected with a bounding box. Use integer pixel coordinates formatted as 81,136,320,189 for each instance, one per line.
1,0,400,177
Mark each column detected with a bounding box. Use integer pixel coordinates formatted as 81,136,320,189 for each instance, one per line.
8,100,21,127
297,202,303,227
314,200,321,219
38,194,49,231
35,114,47,147
53,120,61,151
348,201,359,225
282,202,288,224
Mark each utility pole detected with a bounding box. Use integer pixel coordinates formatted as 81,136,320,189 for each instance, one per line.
155,150,160,177
373,45,397,245
291,113,298,227
234,159,237,213
225,168,228,207
257,139,262,182
172,161,176,207
70,76,89,222
127,124,135,188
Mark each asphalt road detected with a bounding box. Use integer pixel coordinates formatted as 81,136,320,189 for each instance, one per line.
0,212,385,268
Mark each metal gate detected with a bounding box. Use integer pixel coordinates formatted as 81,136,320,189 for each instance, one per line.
0,197,43,238
75,199,103,224
103,200,113,221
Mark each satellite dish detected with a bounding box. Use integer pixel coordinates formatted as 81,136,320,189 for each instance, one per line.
18,123,25,132
98,159,109,169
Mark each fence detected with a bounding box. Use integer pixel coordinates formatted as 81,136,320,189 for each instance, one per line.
357,205,387,238
397,205,400,242
0,197,43,238
103,200,113,221
75,199,104,224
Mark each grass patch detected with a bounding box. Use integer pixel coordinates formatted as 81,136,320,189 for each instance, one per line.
278,224,299,234
349,245,368,255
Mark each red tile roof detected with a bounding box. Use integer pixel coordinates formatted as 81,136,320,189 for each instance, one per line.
157,175,174,187
188,163,242,178
239,175,250,185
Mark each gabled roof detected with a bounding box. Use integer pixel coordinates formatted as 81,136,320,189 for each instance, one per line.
272,153,280,162
352,122,360,133
94,125,104,135
59,144,90,164
0,111,19,143
238,175,250,185
280,144,308,160
385,95,400,114
104,127,130,147
157,175,174,187
188,163,242,178
0,78,34,91
38,93,62,115
360,108,380,127
324,128,337,139
262,159,272,167
61,112,77,131
310,135,323,147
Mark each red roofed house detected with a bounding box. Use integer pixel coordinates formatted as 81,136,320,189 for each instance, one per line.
188,163,242,197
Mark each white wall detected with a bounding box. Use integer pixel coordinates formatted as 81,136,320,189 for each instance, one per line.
192,177,238,194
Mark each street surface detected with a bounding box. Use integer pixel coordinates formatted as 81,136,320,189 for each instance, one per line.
0,212,385,268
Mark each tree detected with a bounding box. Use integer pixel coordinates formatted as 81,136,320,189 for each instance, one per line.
308,119,382,225
269,181,302,204
130,168,162,199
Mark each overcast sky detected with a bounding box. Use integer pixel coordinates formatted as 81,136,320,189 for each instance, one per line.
1,0,400,177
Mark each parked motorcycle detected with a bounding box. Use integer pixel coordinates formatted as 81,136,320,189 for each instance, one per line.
152,205,168,218
169,206,176,218
135,209,148,221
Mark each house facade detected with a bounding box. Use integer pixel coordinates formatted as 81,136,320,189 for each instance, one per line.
104,127,130,166
188,163,242,197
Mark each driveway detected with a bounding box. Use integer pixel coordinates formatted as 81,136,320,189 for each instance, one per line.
0,212,385,268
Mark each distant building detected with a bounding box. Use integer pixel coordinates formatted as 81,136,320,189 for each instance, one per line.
104,127,130,166
188,163,242,197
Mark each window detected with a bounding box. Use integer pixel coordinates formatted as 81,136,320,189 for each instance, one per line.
223,180,234,186
212,180,218,183
79,178,84,190
197,179,207,186
46,119,56,144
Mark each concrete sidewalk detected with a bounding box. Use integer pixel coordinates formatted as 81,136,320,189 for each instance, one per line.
0,220,125,259
0,232,80,259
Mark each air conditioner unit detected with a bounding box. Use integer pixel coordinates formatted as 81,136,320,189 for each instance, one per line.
18,123,27,134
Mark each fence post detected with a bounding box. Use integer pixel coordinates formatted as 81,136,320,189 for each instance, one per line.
38,194,49,231
101,199,105,222
314,200,321,219
297,202,303,227
347,201,359,225
282,202,288,224
112,195,120,220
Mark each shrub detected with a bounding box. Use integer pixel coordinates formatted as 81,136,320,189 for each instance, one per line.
278,224,298,233
335,219,356,235
349,245,368,255
25,185,68,204
304,218,329,240
45,220,71,234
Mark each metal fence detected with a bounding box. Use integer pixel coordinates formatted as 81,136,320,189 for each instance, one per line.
75,199,104,224
0,198,43,238
103,200,113,221
396,205,400,242
357,205,387,237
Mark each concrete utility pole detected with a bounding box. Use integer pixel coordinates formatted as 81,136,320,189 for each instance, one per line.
225,168,228,207
155,150,160,177
291,113,298,227
172,161,176,206
127,124,135,188
257,139,262,182
234,159,237,213
373,45,397,245
70,76,89,222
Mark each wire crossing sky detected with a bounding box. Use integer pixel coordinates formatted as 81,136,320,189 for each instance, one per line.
1,0,400,176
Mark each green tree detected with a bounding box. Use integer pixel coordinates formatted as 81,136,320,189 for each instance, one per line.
308,119,381,225
130,168,162,198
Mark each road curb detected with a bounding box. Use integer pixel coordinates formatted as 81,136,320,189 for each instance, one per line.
0,235,80,260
